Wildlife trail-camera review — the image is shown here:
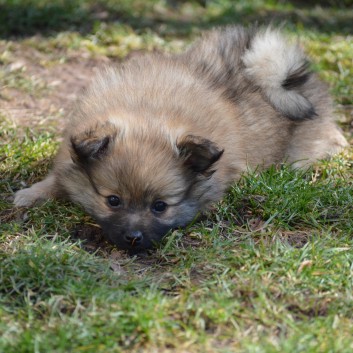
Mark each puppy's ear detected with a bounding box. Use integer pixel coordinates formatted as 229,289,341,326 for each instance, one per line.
177,135,224,175
70,122,117,165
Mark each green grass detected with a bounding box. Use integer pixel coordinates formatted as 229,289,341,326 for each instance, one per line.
1,1,353,352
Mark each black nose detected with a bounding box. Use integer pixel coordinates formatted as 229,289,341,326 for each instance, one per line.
124,230,143,245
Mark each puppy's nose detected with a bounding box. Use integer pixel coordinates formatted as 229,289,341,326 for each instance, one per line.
124,230,143,245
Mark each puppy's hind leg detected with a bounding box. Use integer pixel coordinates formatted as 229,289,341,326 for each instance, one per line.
286,120,348,169
14,174,58,207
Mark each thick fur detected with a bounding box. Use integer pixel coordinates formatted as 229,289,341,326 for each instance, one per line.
14,26,348,251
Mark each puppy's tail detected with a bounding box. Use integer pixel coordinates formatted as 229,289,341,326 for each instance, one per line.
242,28,316,120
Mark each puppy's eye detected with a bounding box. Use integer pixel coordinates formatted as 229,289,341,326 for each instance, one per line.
152,201,168,213
107,195,121,207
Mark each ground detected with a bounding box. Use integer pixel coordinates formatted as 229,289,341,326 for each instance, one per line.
1,1,353,352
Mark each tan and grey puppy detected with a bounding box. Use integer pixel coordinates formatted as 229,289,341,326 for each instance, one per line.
14,26,347,251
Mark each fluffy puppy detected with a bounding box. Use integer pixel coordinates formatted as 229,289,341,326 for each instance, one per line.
14,26,347,251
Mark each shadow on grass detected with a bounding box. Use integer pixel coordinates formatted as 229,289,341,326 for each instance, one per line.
209,2,353,35
0,0,352,38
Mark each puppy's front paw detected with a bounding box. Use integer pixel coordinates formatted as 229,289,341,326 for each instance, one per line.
14,176,57,207
14,188,42,207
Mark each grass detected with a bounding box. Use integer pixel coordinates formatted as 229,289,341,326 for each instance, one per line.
1,0,353,352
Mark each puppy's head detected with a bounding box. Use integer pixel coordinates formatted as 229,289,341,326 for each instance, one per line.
67,122,223,252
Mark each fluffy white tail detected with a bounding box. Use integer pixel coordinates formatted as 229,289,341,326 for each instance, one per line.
242,29,316,120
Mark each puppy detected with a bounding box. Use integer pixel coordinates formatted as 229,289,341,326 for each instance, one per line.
14,26,347,251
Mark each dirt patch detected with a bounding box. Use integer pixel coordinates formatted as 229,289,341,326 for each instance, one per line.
286,301,329,319
0,206,26,225
279,230,311,248
71,223,108,252
0,40,111,130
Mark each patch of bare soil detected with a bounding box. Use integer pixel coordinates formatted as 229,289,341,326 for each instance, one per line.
286,300,329,319
279,230,311,248
0,206,26,224
71,223,108,252
0,40,111,130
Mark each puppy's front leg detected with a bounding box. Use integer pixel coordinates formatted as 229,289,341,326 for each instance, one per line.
14,174,58,207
